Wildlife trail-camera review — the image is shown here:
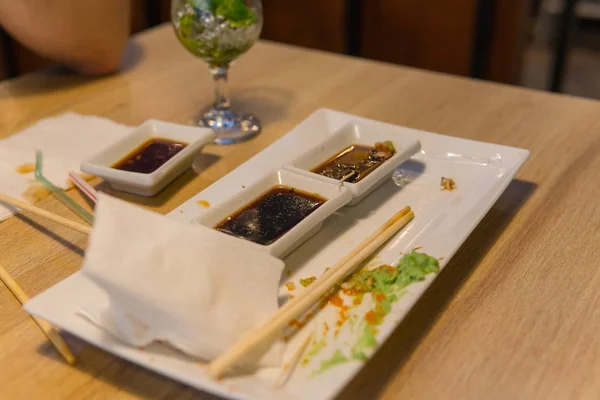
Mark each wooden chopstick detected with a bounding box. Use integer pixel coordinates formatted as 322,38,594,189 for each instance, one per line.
272,333,313,389
0,264,76,364
0,193,92,235
207,207,414,378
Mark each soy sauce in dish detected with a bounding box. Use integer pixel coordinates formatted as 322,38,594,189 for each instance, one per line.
214,185,327,246
311,141,396,183
112,138,188,174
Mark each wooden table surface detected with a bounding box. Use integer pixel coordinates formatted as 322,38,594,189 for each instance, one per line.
2,24,600,400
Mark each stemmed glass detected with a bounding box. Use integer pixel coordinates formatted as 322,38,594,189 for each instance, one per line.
171,0,263,144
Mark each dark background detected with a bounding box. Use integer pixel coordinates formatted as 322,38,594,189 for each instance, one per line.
1,0,599,98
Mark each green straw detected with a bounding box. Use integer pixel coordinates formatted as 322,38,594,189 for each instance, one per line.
34,151,94,225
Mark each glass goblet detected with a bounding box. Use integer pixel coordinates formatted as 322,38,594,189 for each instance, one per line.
171,0,263,144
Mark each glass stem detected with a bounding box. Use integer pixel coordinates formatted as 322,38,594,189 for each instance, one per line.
210,64,231,110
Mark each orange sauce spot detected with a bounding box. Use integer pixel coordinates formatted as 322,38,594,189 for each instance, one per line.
375,293,386,302
341,287,361,296
329,293,348,311
325,292,351,332
21,185,51,203
196,200,210,208
365,310,378,325
353,296,363,306
15,163,35,174
289,319,305,329
323,322,330,335
285,282,295,291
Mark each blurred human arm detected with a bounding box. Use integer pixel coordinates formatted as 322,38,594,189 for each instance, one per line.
0,0,131,75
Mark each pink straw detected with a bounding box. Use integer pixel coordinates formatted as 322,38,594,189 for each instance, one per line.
68,172,98,203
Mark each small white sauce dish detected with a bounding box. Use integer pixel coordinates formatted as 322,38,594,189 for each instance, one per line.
191,169,352,258
81,120,215,197
283,121,421,205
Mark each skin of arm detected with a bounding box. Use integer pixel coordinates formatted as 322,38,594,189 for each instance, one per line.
0,0,131,75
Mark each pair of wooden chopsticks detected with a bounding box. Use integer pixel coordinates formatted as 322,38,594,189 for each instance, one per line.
0,192,414,379
0,193,92,235
0,192,90,364
207,206,414,378
0,265,76,364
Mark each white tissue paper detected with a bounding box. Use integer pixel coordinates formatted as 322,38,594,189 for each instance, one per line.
80,194,285,367
0,113,132,220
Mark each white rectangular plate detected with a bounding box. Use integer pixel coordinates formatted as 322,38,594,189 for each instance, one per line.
26,109,529,400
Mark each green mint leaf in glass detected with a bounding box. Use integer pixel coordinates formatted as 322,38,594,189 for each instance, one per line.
212,0,256,27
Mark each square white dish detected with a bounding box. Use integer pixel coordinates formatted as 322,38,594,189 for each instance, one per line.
26,109,530,400
81,120,215,196
283,121,421,205
192,169,352,258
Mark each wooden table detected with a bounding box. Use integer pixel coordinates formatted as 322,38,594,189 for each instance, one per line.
1,24,600,400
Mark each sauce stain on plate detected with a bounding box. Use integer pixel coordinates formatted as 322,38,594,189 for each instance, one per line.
196,200,210,208
15,163,35,174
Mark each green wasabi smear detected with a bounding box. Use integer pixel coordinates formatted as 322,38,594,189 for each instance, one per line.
343,251,440,295
309,251,440,375
351,323,377,361
312,350,348,376
302,337,327,365
394,251,440,288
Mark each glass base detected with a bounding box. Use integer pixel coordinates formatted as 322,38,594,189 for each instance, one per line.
200,108,261,145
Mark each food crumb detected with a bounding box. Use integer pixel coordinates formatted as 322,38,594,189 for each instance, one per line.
196,200,210,208
285,282,295,291
21,185,51,203
242,185,246,188
285,269,291,277
179,210,183,213
439,257,445,260
15,163,35,174
300,276,317,287
413,246,423,251
441,177,456,191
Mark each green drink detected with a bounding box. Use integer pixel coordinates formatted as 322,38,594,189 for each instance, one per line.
171,0,264,144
